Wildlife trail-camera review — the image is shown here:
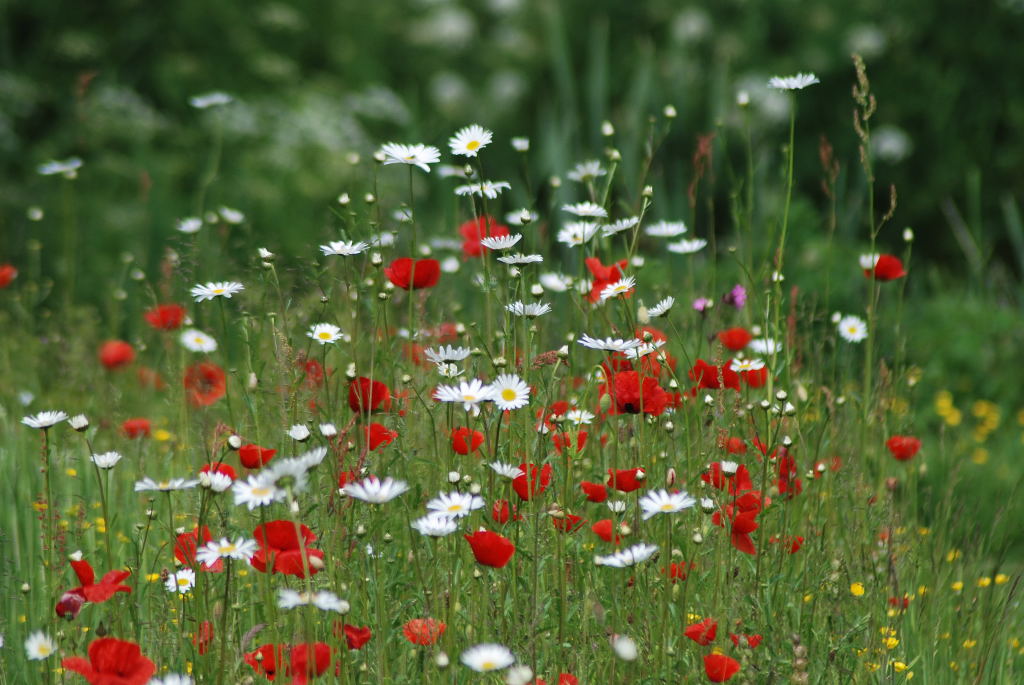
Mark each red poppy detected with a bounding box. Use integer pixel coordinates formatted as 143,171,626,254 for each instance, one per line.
553,430,588,454
136,366,166,390
0,263,17,288
288,642,332,684
551,513,586,533
384,257,440,289
194,620,215,655
864,254,906,281
886,435,921,461
199,462,236,481
535,676,579,685
585,257,629,303
175,526,222,572
590,519,622,544
143,304,185,330
722,437,747,454
348,377,392,413
365,423,398,450
607,467,646,493
239,444,277,469
251,521,324,578
660,561,694,583
512,463,553,501
703,653,741,682
689,359,741,391
62,637,155,685
56,591,86,619
99,340,135,370
465,529,515,568
403,618,446,645
702,463,753,495
580,481,608,502
245,644,287,680
451,427,485,454
776,454,802,498
768,534,804,554
300,358,325,388
741,366,768,388
491,499,522,524
120,418,151,438
606,371,670,415
729,633,763,649
717,327,752,351
684,617,717,645
715,509,759,555
460,216,510,258
184,362,226,406
335,623,372,650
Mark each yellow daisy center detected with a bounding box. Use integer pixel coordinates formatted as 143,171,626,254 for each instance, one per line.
447,504,463,512
319,332,331,339
37,644,51,656
661,503,675,511
252,487,271,497
219,543,237,554
212,288,225,294
481,661,496,671
177,577,190,587
462,394,477,402
501,388,517,402
466,140,481,151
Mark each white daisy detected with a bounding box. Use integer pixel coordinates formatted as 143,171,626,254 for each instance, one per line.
565,409,595,426
489,461,525,479
288,424,311,441
320,240,370,256
505,209,538,226
594,542,659,567
37,157,83,178
427,491,485,519
496,253,543,265
424,345,472,364
297,447,328,469
638,489,697,520
667,238,708,254
232,475,279,510
134,477,200,492
278,589,350,613
599,276,636,302
448,124,493,157
319,423,338,437
601,216,641,237
68,414,90,431
720,460,739,475
436,362,464,378
307,323,344,345
24,631,57,660
576,334,642,352
21,410,68,430
342,476,410,503
838,315,868,343
606,500,627,513
748,338,781,356
195,537,257,566
218,207,244,224
189,91,233,108
434,379,494,412
191,281,244,302
557,222,601,247
611,634,638,661
379,143,441,173
566,160,607,183
488,374,531,411
149,675,194,685
202,471,233,493
180,329,218,353
176,217,203,234
647,296,675,317
460,643,516,672
454,180,511,199
411,513,460,537
505,301,551,318
261,457,312,495
539,273,573,292
480,234,523,251
165,568,197,594
768,73,820,90
90,451,123,469
645,220,688,237
562,201,608,218
623,341,666,360
511,137,530,152
729,358,765,372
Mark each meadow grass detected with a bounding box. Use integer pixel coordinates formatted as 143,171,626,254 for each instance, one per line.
0,59,1022,685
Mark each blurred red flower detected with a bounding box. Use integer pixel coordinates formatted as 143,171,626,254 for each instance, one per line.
251,521,324,578
143,303,185,330
460,216,509,258
184,362,226,406
451,426,484,454
403,618,446,645
384,257,440,289
348,377,392,413
704,653,741,682
121,418,151,438
99,340,135,370
239,443,277,469
886,435,921,461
